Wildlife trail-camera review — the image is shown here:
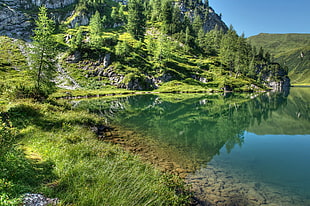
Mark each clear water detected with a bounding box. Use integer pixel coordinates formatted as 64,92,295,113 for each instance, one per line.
74,87,310,205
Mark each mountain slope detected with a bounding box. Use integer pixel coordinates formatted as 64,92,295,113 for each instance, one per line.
248,33,310,85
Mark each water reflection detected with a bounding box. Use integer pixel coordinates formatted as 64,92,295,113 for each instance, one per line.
74,88,310,205
75,91,292,162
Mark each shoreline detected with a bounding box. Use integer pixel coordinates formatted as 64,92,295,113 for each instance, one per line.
102,123,309,206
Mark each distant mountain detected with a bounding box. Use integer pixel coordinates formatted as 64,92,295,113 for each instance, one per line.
248,33,310,85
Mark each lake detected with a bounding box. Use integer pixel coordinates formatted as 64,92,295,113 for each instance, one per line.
74,87,310,206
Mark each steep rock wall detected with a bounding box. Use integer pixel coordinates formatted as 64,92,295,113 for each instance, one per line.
0,2,32,39
0,0,76,39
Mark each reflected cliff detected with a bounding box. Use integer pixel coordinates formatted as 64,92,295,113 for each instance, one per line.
71,88,310,164
248,87,310,135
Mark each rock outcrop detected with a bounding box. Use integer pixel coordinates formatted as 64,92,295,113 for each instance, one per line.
29,0,76,9
259,63,291,92
0,0,77,39
0,0,227,40
177,1,228,33
0,4,32,39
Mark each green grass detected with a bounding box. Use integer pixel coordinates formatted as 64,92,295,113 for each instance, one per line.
0,100,190,205
248,33,310,84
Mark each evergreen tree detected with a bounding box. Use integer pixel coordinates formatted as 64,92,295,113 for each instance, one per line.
127,0,146,41
196,28,205,50
119,4,126,23
69,23,83,51
192,14,203,35
30,6,56,97
160,0,173,34
184,26,193,51
204,28,223,55
111,7,120,25
89,10,103,49
115,41,130,57
102,15,108,28
219,25,238,72
150,0,161,22
75,25,83,49
171,4,183,34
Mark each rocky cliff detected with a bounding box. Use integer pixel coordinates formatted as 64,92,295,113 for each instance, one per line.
0,0,76,39
0,0,227,40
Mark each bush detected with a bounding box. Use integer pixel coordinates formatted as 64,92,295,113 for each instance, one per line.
0,118,16,153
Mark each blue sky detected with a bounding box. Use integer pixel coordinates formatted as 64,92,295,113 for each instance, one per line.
209,0,310,37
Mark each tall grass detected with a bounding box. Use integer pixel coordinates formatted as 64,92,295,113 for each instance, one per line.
1,100,190,205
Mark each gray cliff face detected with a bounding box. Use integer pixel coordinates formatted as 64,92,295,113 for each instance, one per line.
177,2,228,33
0,0,227,40
259,63,291,92
29,0,76,9
204,7,228,32
0,5,32,39
0,0,77,39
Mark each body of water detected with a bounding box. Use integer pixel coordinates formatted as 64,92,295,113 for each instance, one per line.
74,87,310,206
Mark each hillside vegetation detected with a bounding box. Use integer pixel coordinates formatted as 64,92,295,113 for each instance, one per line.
0,0,293,205
248,33,310,85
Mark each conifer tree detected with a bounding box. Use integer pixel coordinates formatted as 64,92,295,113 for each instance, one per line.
192,14,203,35
204,28,223,55
119,5,126,23
219,26,238,72
160,0,173,34
30,6,56,97
171,4,182,34
127,0,146,41
115,41,130,57
111,7,120,24
89,11,103,49
69,23,83,51
75,26,83,49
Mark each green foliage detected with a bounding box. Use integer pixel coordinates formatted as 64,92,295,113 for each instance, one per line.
0,100,191,205
89,10,103,49
248,33,310,84
30,6,57,98
127,0,146,41
115,40,130,57
0,118,16,153
68,24,84,51
0,114,56,206
160,0,173,34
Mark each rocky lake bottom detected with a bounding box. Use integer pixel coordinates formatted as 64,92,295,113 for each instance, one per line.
186,162,310,206
104,125,310,206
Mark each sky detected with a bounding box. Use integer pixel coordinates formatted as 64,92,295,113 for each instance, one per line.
208,0,310,37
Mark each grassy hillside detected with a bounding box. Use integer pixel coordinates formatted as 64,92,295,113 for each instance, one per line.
248,33,310,85
0,36,190,206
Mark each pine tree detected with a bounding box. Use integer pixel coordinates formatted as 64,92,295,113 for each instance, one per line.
219,26,238,72
192,14,203,35
69,23,83,51
150,0,161,22
204,28,223,55
127,0,146,41
171,4,182,34
75,26,83,49
30,6,56,97
111,7,120,25
115,41,130,57
160,0,173,34
119,4,126,23
89,11,103,49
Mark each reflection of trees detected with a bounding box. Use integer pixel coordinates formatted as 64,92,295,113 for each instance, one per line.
248,88,310,135
74,92,289,163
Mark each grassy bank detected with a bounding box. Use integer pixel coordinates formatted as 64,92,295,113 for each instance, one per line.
0,99,190,205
